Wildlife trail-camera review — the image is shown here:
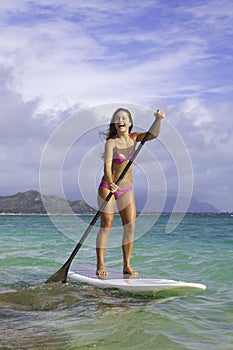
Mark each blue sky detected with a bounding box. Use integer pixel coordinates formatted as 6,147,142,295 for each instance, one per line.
0,0,232,212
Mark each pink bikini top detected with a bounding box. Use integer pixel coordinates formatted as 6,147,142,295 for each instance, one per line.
113,136,136,164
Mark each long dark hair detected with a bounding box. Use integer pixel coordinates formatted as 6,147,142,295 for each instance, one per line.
106,108,133,140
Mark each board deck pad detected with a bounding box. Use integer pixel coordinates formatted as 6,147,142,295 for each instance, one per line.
68,264,206,295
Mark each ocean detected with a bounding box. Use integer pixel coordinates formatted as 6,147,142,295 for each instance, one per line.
0,214,232,350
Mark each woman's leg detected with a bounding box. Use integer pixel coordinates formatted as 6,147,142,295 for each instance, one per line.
96,186,115,276
117,190,137,274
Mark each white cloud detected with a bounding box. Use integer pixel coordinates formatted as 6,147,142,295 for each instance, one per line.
0,65,80,195
0,0,231,109
168,98,233,211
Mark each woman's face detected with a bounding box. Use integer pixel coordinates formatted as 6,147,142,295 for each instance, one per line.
113,111,132,133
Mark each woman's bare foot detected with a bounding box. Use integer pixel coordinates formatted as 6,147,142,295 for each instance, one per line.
123,266,138,275
96,266,108,277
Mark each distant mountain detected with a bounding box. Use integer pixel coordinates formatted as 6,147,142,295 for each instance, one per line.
0,190,220,214
164,196,220,213
135,194,220,213
0,190,96,214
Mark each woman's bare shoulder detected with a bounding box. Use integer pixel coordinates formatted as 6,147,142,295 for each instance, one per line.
130,132,141,141
105,138,116,148
106,137,116,144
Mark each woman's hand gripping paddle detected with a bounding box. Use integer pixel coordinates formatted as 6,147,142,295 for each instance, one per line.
45,112,163,283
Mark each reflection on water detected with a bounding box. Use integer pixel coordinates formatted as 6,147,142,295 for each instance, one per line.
0,283,165,350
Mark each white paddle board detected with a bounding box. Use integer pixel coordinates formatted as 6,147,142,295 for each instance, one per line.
68,265,206,295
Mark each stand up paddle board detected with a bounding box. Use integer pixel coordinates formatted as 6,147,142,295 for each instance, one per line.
68,264,206,295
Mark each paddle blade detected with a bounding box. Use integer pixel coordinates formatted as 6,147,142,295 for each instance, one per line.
45,263,70,284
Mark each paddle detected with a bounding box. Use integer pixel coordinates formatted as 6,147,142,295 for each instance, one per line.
45,113,162,283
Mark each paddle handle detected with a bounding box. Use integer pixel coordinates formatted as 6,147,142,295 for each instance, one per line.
115,115,161,183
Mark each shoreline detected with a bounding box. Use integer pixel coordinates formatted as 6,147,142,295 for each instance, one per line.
0,212,232,216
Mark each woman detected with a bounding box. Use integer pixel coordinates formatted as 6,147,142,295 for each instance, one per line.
96,107,165,276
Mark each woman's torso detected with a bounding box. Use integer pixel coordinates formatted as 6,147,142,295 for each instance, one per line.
102,134,136,186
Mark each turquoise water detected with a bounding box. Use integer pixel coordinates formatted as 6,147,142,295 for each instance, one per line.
0,214,232,349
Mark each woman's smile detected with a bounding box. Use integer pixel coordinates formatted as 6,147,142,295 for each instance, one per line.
118,122,126,129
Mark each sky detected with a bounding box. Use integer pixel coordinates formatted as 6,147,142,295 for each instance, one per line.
0,0,233,212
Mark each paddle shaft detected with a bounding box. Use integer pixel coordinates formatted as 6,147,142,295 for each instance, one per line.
45,116,161,283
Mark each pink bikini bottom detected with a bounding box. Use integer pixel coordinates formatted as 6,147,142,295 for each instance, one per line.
99,182,133,199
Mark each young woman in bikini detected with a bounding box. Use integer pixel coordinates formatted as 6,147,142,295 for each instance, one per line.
96,107,165,276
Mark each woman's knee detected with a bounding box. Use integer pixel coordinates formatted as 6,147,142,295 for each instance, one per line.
122,222,135,244
100,215,114,228
123,221,135,234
